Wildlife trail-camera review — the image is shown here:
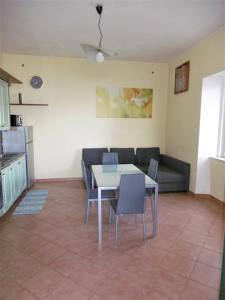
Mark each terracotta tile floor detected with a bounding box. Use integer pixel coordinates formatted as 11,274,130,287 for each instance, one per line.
0,181,224,300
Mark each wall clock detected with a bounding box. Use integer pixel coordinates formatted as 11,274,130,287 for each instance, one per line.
30,76,43,89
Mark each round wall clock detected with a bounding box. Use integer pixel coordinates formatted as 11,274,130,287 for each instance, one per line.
30,76,43,89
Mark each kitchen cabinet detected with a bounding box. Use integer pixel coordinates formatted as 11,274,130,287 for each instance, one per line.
0,155,27,216
0,78,10,130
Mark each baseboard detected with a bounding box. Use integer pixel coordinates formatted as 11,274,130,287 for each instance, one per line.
34,177,83,183
188,191,224,204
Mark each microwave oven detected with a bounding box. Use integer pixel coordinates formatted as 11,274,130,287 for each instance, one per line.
10,115,23,126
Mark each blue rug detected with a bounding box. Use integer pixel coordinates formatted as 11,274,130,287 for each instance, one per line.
13,189,48,215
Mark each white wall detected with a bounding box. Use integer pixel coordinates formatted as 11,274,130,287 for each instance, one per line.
3,54,168,179
196,74,224,195
166,26,225,193
210,158,225,202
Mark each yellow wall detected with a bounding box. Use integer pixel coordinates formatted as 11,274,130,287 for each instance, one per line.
3,54,168,179
166,26,225,195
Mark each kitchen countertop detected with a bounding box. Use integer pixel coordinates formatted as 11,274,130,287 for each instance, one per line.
0,153,25,170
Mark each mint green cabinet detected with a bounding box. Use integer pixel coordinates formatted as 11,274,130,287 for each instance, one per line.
1,165,13,212
0,155,27,216
0,79,10,130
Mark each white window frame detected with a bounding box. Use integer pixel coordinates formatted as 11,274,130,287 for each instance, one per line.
217,78,225,158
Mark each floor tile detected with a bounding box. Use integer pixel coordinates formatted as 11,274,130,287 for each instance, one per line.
204,236,224,253
0,276,39,300
3,256,45,284
22,266,68,299
169,239,202,260
198,248,223,269
44,277,93,300
0,181,224,300
149,268,188,300
180,280,219,300
190,262,221,289
0,242,27,271
178,230,206,247
30,241,68,265
160,252,195,278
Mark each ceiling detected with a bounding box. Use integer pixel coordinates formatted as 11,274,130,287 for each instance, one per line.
0,0,224,62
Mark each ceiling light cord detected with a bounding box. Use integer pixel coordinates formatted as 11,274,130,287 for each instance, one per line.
98,13,103,49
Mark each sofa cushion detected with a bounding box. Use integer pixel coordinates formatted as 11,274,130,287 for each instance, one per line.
157,165,184,184
110,148,135,164
82,148,108,166
136,147,160,165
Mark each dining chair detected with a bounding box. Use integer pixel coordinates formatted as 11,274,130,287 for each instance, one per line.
81,160,115,223
146,158,158,221
109,173,146,242
102,152,119,165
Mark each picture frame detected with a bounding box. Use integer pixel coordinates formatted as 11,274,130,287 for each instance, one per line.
174,61,190,94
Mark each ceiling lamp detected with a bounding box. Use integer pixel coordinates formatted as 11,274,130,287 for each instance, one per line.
81,4,118,63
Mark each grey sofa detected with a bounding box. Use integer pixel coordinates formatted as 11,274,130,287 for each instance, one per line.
82,147,190,193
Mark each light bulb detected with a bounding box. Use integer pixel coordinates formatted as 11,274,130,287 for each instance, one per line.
96,51,104,63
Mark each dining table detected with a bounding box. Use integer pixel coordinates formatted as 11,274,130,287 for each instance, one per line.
91,164,159,243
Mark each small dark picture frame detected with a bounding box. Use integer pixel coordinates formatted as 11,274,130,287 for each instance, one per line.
174,61,190,94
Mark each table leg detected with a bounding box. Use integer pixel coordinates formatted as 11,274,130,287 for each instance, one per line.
91,171,94,189
152,184,158,237
98,187,102,243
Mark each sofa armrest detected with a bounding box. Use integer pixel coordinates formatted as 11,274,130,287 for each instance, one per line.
160,154,191,190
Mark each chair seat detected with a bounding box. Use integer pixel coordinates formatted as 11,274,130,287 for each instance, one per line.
89,189,115,201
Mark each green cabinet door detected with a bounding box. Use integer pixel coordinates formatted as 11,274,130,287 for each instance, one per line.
1,155,27,216
0,79,10,130
1,166,13,212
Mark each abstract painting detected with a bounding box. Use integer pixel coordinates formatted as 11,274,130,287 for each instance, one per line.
96,87,153,118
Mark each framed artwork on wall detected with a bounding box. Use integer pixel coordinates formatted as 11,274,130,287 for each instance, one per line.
174,61,190,94
96,86,153,118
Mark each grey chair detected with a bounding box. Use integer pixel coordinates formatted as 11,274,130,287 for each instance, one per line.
81,160,115,223
102,152,118,165
146,158,158,221
109,173,146,242
148,158,158,181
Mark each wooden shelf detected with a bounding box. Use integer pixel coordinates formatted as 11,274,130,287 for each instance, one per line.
0,68,22,84
10,103,48,106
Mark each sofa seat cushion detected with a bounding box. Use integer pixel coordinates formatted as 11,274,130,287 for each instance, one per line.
110,148,135,164
136,147,160,165
157,165,184,183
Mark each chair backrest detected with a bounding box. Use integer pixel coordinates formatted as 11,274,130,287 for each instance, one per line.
117,174,145,215
102,152,118,165
81,160,91,192
148,158,158,181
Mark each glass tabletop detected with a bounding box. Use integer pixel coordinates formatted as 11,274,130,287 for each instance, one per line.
92,164,157,189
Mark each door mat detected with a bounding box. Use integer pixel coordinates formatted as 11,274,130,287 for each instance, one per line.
13,189,48,215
